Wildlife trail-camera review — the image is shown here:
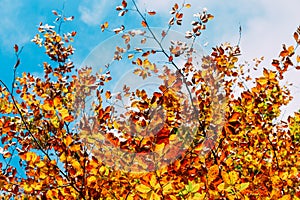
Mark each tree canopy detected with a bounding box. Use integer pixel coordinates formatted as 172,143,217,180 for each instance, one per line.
0,0,300,199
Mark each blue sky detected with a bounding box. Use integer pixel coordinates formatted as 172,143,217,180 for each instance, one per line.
1,0,300,117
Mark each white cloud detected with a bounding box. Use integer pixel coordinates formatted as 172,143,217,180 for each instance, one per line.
0,0,31,50
78,0,117,26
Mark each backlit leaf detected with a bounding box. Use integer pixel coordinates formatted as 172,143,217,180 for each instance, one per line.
136,184,151,193
141,21,147,27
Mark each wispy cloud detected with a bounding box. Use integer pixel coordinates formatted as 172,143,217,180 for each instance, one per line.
0,0,31,51
78,0,117,26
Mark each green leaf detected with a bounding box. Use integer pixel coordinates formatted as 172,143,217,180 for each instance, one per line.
239,182,249,191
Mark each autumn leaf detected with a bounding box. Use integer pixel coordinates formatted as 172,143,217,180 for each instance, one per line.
136,184,151,193
148,11,156,16
208,165,219,184
185,4,191,8
105,91,112,99
141,20,147,27
101,22,109,32
65,135,73,146
14,44,19,53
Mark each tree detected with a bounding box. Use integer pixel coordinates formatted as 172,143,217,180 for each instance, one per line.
0,0,300,199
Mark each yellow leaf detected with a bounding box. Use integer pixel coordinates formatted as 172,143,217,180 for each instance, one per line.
221,171,230,185
149,191,161,200
162,183,173,194
60,152,66,162
290,167,298,177
185,3,191,8
43,103,54,111
155,143,165,155
150,175,157,188
36,161,46,168
279,194,291,200
87,176,97,185
53,96,62,108
65,135,73,146
191,183,201,193
50,115,60,128
23,183,33,193
170,195,177,200
33,182,42,190
193,192,206,200
70,144,81,152
71,159,81,171
39,171,47,179
208,165,219,183
217,182,226,191
25,152,39,163
239,182,249,192
56,176,64,186
136,184,151,193
103,21,108,28
228,171,239,185
59,107,69,119
256,77,268,85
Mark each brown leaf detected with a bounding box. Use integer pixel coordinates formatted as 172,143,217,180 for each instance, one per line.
169,17,175,25
294,32,299,42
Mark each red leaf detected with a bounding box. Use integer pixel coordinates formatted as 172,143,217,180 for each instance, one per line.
14,44,18,53
169,56,173,62
71,31,77,37
52,10,58,16
148,11,156,16
122,0,127,8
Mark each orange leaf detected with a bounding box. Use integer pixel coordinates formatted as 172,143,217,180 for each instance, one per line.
64,115,74,122
65,135,73,146
136,58,143,66
174,3,179,10
208,164,219,184
207,14,214,20
3,152,11,158
297,55,300,63
105,91,111,99
229,112,240,122
141,20,147,27
148,11,156,16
